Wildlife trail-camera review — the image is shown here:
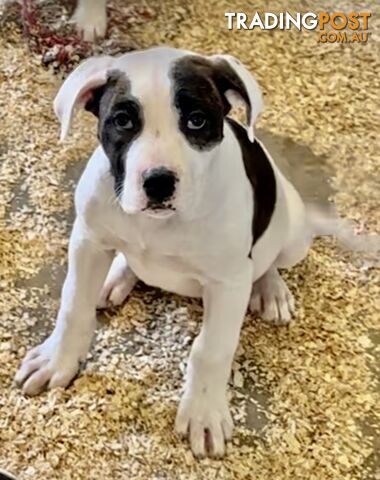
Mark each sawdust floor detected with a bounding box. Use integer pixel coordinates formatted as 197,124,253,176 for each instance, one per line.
0,1,379,479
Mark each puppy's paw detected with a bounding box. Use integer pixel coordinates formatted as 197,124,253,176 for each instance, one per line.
15,335,81,396
250,268,295,325
97,253,137,308
175,390,233,458
72,2,107,42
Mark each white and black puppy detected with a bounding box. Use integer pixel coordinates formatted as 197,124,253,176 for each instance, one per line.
14,46,362,457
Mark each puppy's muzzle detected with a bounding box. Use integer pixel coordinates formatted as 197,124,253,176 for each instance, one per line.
142,167,177,205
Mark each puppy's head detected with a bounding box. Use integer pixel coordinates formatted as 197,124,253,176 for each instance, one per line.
54,47,262,219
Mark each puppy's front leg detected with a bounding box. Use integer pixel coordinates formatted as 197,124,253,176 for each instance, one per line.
15,218,113,396
175,265,253,457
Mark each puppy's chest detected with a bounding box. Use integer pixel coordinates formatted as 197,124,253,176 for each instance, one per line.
100,212,248,288
113,222,204,277
119,229,206,296
130,248,197,279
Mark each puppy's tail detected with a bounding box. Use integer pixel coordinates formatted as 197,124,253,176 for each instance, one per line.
306,203,380,255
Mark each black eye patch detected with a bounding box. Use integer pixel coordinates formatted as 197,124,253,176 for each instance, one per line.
97,82,143,195
173,88,224,150
171,62,225,151
85,71,144,196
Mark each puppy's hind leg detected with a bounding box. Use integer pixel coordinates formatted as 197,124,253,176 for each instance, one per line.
249,266,295,325
250,222,314,325
97,253,137,308
250,207,317,324
275,233,313,269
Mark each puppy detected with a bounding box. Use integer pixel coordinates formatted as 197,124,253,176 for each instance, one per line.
14,46,371,457
72,0,108,41
0,0,108,41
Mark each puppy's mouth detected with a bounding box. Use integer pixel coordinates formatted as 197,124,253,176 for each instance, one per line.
142,202,176,219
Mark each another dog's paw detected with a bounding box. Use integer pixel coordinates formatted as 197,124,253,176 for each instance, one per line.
175,390,233,458
97,253,137,308
250,268,295,324
72,2,107,42
15,335,81,396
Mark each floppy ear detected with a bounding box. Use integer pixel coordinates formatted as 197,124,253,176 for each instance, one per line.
53,55,115,142
209,54,263,142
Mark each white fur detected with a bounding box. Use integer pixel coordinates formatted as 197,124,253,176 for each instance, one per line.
15,47,361,458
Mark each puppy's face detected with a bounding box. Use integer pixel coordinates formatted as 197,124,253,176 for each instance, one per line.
92,56,231,219
55,48,262,219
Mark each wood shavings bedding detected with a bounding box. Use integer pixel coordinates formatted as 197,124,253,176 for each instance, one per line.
0,1,379,478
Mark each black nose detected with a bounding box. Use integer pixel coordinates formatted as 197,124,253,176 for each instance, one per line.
142,167,176,203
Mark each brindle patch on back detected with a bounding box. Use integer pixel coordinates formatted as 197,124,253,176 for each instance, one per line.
85,70,144,195
227,118,277,257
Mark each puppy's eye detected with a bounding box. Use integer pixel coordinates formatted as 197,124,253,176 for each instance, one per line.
114,112,133,130
187,112,206,130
